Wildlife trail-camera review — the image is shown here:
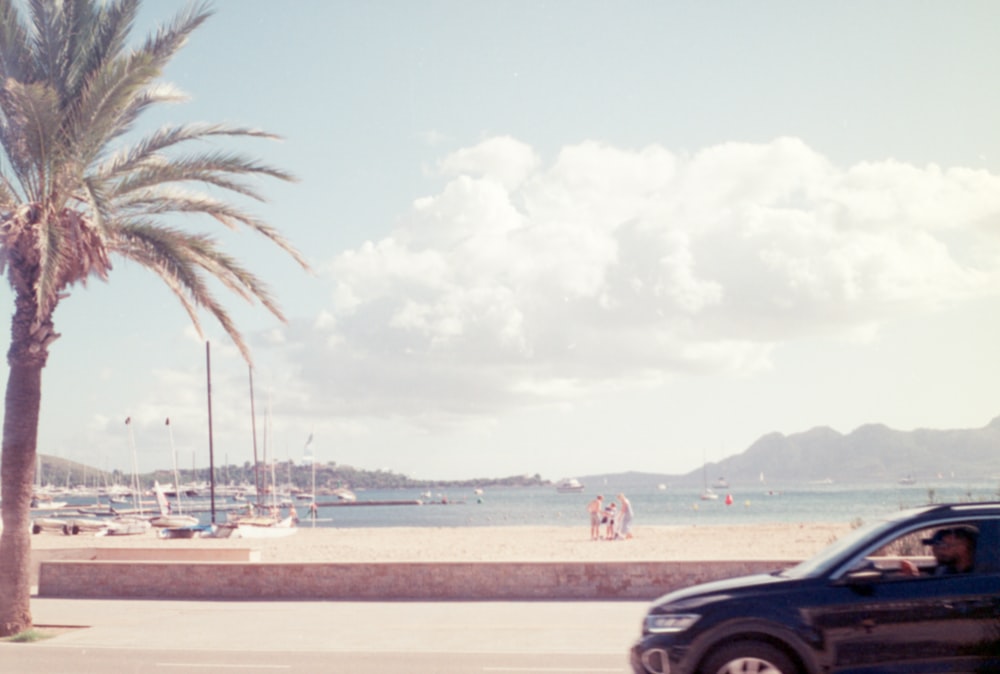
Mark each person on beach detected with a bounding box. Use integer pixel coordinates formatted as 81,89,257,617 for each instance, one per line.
288,503,299,525
604,501,617,540
308,502,318,520
587,494,604,540
617,493,634,540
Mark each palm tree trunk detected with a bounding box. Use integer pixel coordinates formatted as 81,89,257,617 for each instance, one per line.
0,359,42,635
0,293,47,637
0,362,42,635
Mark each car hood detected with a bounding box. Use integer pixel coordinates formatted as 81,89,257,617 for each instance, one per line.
650,572,796,611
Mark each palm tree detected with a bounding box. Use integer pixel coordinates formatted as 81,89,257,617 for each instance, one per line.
0,0,307,636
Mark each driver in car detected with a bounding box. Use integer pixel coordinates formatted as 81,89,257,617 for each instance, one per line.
900,525,977,577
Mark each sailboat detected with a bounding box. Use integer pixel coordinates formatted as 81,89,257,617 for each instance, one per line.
101,418,153,536
226,370,298,539
699,454,718,501
150,481,201,530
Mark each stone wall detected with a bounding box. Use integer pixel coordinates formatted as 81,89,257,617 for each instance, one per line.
29,547,259,588
36,557,794,601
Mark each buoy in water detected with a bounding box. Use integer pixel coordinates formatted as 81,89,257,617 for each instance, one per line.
724,493,733,506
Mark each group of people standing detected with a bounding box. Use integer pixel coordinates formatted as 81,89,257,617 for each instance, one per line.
587,493,633,540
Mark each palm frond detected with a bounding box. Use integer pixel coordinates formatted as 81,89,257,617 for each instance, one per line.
0,0,32,82
115,185,307,269
138,1,213,73
0,79,64,200
70,50,161,165
96,82,190,151
113,221,286,362
78,174,111,238
64,0,140,99
97,122,281,179
109,151,294,201
28,0,61,84
0,172,18,207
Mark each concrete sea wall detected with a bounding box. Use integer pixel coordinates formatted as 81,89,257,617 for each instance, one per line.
34,548,794,601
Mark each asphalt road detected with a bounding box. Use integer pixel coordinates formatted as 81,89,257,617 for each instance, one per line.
2,599,650,674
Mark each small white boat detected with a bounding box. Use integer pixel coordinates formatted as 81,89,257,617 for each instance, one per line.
333,488,357,502
102,517,152,536
148,481,200,528
31,500,69,511
32,517,110,536
555,478,585,493
699,488,719,501
31,517,70,534
158,524,211,539
233,515,297,538
150,514,200,528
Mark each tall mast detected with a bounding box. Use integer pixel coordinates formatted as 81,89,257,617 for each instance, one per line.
249,366,262,507
205,341,217,524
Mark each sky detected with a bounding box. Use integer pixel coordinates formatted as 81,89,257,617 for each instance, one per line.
3,0,1000,481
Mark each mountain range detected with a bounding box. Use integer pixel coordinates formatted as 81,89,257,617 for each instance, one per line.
584,416,1000,488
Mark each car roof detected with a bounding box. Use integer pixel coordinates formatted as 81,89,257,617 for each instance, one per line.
918,502,1000,517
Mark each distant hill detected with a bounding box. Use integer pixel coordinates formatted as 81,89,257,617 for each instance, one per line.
582,416,1000,489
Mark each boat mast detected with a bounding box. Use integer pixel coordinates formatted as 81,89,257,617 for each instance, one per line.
166,417,182,514
125,416,142,515
308,433,315,528
249,366,262,508
205,341,217,524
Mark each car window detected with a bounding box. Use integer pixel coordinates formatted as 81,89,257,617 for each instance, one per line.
848,521,982,579
862,526,938,574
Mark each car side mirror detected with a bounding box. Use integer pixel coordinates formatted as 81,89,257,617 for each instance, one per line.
840,569,883,590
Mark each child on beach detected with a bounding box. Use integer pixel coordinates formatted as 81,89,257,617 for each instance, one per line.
603,502,617,540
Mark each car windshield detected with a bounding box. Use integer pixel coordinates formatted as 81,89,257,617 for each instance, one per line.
779,512,916,579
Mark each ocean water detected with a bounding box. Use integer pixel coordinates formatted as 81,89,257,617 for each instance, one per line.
47,478,1000,530
209,478,1000,529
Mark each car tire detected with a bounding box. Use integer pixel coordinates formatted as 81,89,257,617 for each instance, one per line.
701,640,799,674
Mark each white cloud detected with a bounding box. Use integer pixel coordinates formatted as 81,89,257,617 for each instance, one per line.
436,135,540,190
289,136,1000,428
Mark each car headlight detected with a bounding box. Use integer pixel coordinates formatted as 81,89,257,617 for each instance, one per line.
644,613,701,633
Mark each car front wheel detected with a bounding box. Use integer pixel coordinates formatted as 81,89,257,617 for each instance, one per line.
701,641,799,674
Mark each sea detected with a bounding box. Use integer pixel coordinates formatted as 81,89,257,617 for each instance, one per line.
47,477,1000,530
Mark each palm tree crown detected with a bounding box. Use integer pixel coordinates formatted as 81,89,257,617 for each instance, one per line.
0,0,306,362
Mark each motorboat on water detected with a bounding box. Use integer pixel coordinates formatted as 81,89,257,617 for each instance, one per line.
333,487,357,502
555,478,585,493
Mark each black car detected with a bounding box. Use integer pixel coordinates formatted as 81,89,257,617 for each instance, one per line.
630,502,1000,674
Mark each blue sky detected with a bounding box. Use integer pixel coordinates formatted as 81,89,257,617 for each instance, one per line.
4,1,1000,481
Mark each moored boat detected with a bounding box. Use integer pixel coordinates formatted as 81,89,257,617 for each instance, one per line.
150,514,200,528
158,524,211,539
101,516,152,536
232,515,297,538
555,478,585,493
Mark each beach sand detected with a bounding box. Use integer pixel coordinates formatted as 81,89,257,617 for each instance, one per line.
29,522,853,563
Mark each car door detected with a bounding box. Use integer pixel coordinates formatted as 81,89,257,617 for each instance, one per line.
802,518,1000,673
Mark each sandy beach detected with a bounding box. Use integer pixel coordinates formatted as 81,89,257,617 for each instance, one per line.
29,522,853,563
